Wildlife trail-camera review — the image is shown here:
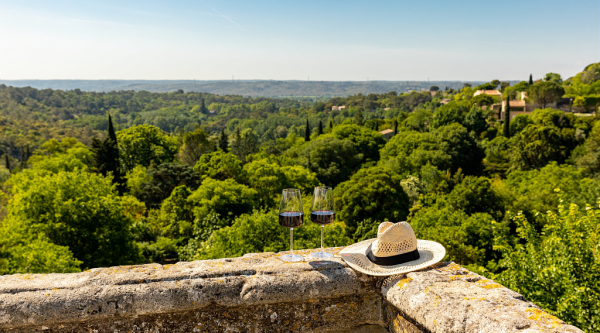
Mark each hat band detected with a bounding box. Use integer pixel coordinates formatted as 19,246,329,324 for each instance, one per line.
366,243,420,266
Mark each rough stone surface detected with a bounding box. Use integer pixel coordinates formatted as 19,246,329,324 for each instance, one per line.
382,262,584,333
0,248,585,333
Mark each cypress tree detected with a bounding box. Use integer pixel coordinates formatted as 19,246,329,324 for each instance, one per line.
328,119,333,131
504,95,511,138
304,119,311,142
92,114,124,194
317,120,323,135
4,154,9,171
529,74,533,85
218,129,228,151
200,99,208,114
393,120,398,136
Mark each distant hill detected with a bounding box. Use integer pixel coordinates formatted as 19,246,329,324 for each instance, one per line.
0,79,513,97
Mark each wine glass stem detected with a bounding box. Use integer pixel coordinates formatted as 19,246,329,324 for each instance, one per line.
321,225,324,253
290,228,294,255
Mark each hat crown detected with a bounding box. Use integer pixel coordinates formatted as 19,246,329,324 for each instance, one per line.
371,222,417,258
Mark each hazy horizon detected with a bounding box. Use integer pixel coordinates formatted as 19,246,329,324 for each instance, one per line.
0,0,597,81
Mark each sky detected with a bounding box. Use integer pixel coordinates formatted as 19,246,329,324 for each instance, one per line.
0,0,598,81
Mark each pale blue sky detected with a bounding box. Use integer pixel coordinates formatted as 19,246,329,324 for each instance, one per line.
0,0,597,81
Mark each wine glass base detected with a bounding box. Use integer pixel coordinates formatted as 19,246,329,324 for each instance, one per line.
309,251,334,259
280,254,304,262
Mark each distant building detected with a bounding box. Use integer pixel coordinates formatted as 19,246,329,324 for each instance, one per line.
440,99,451,105
379,129,395,140
209,110,217,116
384,107,391,111
332,105,347,111
473,90,502,97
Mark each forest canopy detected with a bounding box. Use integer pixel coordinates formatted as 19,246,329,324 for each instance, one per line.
1,63,600,331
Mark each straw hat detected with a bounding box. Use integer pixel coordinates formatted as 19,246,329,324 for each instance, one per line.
340,221,445,276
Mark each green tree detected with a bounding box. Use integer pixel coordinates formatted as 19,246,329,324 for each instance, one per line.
335,166,409,239
529,81,565,108
509,125,564,171
91,114,124,193
430,86,440,91
304,119,311,142
544,72,563,84
2,170,140,270
463,107,490,136
529,74,533,85
243,159,288,206
317,120,323,135
304,137,362,186
493,203,600,332
194,150,244,182
509,115,533,135
200,98,209,114
330,124,386,162
380,131,452,176
433,123,484,175
577,121,600,174
581,62,600,84
117,125,179,172
231,128,259,163
188,178,258,233
138,163,200,209
218,129,229,151
431,101,470,128
0,236,83,274
353,109,364,126
483,136,511,175
178,127,211,166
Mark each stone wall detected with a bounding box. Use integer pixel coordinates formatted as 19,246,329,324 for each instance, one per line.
0,248,584,333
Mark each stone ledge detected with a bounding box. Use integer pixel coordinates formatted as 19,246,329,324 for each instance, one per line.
0,248,584,333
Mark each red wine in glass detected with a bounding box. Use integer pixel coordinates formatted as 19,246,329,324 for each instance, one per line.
310,210,335,225
279,211,304,228
279,189,304,262
310,186,335,259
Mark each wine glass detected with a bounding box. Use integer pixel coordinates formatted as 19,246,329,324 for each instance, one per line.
279,188,304,262
309,186,334,259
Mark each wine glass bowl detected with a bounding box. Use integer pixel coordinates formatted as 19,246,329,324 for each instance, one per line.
309,186,334,259
279,188,304,262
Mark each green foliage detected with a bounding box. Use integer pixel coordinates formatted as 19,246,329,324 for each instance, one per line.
528,81,566,108
353,109,364,126
330,124,386,162
509,114,533,135
483,136,511,175
544,72,563,84
194,150,244,182
138,163,200,209
2,170,139,270
303,136,362,186
431,101,470,128
434,123,484,175
509,125,564,171
193,209,350,260
581,62,600,84
498,163,600,221
178,127,211,166
463,107,491,136
0,236,83,275
577,120,600,175
230,128,260,162
335,166,409,239
493,203,600,332
117,125,178,172
188,177,258,226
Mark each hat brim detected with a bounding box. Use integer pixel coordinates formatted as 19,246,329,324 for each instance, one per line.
340,238,446,276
